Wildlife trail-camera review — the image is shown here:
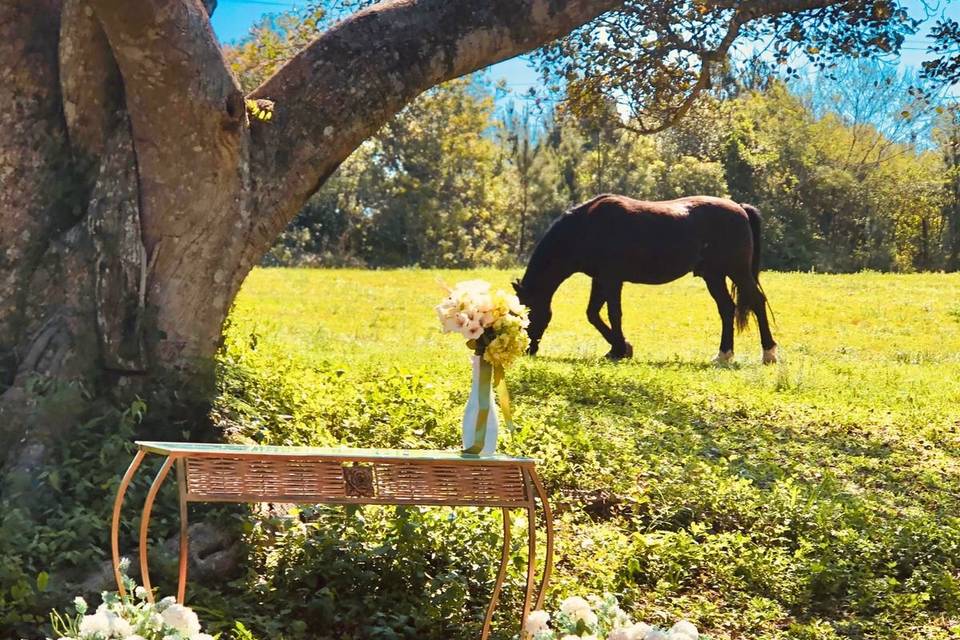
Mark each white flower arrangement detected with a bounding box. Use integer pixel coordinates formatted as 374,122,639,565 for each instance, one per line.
47,562,214,640
526,594,702,640
436,279,530,368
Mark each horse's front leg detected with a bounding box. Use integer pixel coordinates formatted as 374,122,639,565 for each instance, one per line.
604,281,632,359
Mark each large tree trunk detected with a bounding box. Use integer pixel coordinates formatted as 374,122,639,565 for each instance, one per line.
0,0,622,496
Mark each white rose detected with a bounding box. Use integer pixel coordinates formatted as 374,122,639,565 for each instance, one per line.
627,623,652,640
669,621,698,640
111,616,133,637
560,596,590,615
79,611,111,636
156,596,176,611
576,608,599,627
160,604,201,637
645,630,668,640
608,628,632,640
525,610,551,635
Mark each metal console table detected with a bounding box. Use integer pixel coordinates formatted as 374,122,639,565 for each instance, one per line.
111,441,553,639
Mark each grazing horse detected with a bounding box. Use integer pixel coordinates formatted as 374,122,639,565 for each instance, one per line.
512,194,778,364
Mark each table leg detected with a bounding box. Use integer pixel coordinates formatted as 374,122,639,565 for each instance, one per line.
140,456,175,603
521,501,537,638
529,469,554,611
481,508,512,640
176,458,189,603
111,449,146,596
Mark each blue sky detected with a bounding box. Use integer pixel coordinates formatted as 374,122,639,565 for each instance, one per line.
210,0,958,96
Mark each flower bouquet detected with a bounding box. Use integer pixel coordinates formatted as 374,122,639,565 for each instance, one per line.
47,563,214,640
525,594,702,640
436,279,530,455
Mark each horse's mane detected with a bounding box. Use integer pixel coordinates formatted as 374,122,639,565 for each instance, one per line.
522,195,615,291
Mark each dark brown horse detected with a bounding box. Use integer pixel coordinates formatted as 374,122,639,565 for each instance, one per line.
512,194,778,364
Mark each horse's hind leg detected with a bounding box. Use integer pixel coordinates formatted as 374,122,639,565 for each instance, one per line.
730,270,778,364
754,298,778,364
705,274,735,363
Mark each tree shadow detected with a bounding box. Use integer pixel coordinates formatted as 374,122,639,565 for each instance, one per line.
530,354,721,372
509,360,960,625
512,360,952,515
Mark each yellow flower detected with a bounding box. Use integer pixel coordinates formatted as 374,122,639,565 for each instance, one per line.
483,325,530,368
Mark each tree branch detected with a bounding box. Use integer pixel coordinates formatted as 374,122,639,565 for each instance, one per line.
706,0,841,16
85,0,261,365
59,0,123,161
244,0,625,260
624,5,744,135
86,0,246,250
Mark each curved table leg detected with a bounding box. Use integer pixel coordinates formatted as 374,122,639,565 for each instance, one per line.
521,502,537,638
112,449,146,596
176,458,189,603
529,469,554,610
140,456,175,603
481,508,512,640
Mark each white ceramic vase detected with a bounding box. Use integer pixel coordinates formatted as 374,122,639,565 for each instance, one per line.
461,355,499,455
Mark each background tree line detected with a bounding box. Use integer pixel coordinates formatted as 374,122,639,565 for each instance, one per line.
228,13,960,273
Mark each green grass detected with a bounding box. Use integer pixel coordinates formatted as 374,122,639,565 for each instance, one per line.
218,268,960,639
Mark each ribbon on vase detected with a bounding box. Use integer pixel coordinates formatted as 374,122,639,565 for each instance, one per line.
464,359,514,454
493,364,513,428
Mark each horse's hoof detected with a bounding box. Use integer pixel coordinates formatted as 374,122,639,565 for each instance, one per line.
762,346,778,364
606,342,633,361
713,350,734,365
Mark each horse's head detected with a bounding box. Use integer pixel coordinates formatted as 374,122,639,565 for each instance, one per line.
512,278,552,355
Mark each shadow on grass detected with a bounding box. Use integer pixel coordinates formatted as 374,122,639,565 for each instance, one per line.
531,354,721,372
511,360,960,626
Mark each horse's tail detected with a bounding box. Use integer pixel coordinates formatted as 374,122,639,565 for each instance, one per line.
743,203,762,282
733,203,769,332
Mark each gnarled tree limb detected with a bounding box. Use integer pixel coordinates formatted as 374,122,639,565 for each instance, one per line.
86,0,245,248
244,0,625,261
59,0,123,161
86,0,254,364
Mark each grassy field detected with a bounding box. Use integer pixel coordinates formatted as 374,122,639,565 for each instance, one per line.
217,268,960,639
